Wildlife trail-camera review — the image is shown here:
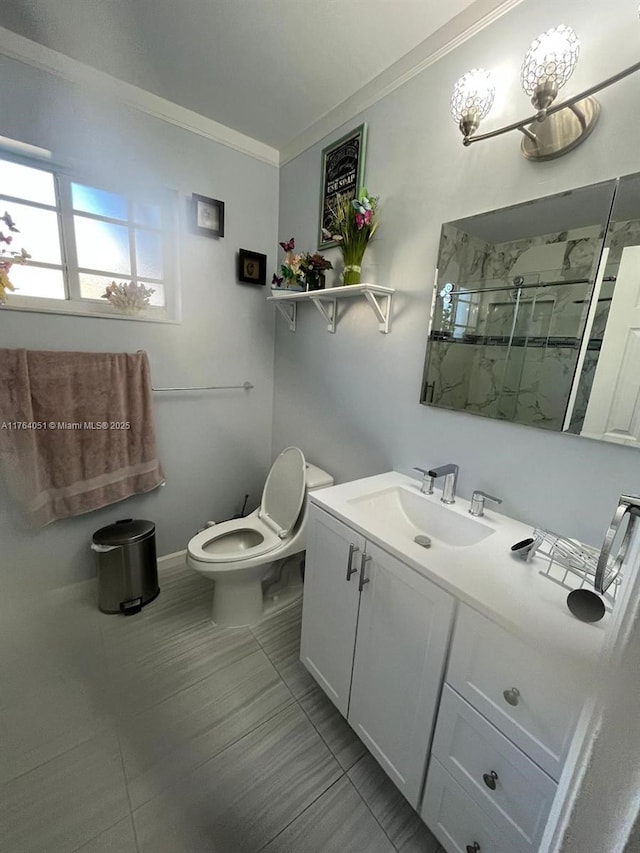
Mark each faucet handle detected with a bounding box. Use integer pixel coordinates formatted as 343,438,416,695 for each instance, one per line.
413,467,434,495
470,490,503,517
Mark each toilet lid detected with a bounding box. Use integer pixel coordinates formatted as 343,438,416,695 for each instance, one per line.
260,447,306,538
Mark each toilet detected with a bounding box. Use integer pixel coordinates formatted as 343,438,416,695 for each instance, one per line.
186,447,333,627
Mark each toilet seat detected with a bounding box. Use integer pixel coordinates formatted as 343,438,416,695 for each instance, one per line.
187,447,307,568
187,514,283,566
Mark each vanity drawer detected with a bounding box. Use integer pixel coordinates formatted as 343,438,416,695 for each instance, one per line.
432,685,556,851
447,604,584,780
422,758,523,853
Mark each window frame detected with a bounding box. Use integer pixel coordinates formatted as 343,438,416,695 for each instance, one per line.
0,151,181,324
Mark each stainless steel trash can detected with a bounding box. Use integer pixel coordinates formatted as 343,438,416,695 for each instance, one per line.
92,519,159,614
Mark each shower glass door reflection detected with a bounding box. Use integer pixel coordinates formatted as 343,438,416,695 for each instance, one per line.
425,271,596,431
422,180,616,432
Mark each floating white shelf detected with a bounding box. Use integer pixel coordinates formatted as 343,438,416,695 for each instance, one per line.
267,283,394,334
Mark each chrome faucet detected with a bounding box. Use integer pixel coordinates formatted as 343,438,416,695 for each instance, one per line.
412,467,434,494
428,463,459,504
469,490,502,517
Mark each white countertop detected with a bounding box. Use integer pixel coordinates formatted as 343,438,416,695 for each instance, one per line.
310,471,608,669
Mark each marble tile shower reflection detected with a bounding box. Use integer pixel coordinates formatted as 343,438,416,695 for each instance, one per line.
427,334,582,430
0,563,443,853
425,214,603,432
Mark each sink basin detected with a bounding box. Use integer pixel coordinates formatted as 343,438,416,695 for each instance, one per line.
347,486,494,547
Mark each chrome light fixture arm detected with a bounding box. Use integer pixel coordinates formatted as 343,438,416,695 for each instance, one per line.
462,57,640,149
452,14,640,161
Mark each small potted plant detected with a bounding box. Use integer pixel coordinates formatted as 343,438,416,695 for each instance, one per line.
300,252,333,291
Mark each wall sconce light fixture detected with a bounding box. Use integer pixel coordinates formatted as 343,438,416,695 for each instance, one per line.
451,21,640,161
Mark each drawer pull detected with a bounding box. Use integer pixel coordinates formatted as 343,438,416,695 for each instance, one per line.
503,687,520,706
483,770,499,790
346,544,360,581
466,844,481,853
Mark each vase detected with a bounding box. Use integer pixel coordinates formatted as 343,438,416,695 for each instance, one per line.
305,271,325,291
343,264,362,286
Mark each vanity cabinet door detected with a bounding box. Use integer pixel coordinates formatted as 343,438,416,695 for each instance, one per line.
347,540,455,808
300,505,365,716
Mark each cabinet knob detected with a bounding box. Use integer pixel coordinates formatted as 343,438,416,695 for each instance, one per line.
503,687,520,706
358,553,371,592
466,843,481,853
346,543,360,581
482,770,499,790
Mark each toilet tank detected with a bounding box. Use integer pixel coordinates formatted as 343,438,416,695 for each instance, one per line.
305,462,334,491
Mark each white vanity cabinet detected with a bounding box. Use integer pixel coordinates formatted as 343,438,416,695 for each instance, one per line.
300,504,455,807
300,472,603,853
422,603,588,853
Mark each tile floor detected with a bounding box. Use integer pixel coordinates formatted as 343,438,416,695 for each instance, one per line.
0,563,445,853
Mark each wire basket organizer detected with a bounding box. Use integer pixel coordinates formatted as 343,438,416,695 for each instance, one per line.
526,528,623,609
512,496,640,613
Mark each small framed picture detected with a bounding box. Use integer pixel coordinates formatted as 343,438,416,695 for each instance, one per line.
238,248,267,286
192,193,225,237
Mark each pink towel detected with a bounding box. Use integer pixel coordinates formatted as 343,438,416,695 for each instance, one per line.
0,349,164,526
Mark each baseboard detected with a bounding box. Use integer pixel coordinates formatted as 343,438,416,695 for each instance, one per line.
158,549,187,573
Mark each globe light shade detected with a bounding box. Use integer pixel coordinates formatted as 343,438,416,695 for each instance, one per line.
450,69,495,137
521,24,580,110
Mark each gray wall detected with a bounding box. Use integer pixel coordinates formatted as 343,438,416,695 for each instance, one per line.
275,0,640,548
0,57,278,597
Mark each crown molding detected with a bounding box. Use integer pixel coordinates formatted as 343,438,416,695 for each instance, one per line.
0,26,280,167
0,0,521,170
279,0,523,166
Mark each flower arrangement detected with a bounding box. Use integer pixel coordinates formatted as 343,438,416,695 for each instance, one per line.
272,237,304,289
323,188,379,285
0,211,30,304
272,238,333,291
301,253,333,275
300,251,333,291
102,280,155,312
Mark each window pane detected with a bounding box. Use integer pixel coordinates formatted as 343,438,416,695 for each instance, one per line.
142,281,165,307
79,273,164,307
3,201,62,264
79,273,129,301
74,215,130,274
7,265,65,299
0,160,56,206
134,201,161,228
135,229,163,278
71,183,128,221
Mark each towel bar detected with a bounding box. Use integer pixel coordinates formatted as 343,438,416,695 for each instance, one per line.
152,381,254,392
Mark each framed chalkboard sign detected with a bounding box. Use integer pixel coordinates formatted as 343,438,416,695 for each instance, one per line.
318,123,367,250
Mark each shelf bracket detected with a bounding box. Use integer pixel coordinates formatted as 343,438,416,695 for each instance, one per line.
274,300,296,331
363,289,393,333
310,296,337,333
269,284,394,334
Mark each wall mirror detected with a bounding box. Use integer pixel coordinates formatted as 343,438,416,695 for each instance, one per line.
421,172,640,448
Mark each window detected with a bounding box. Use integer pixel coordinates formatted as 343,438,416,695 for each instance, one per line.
0,154,178,321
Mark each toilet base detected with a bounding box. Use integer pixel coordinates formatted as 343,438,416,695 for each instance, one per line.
209,558,303,628
211,575,264,627
262,581,303,621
